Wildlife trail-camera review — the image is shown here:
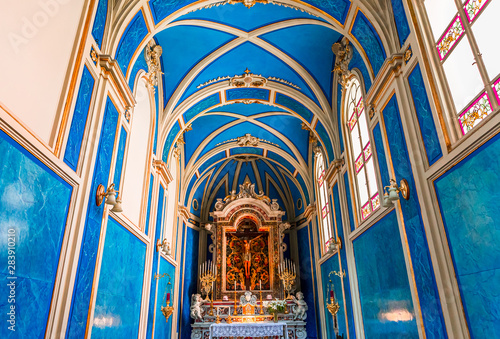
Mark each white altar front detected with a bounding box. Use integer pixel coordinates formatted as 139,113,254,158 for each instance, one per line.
210,321,287,338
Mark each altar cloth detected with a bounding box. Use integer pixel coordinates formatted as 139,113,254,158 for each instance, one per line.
210,321,287,338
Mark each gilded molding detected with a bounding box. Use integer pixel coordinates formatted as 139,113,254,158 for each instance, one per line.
153,160,174,184
99,55,136,109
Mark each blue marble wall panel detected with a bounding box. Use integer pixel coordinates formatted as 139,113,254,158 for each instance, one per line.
297,225,318,338
115,12,149,77
113,127,127,190
91,218,146,338
372,123,390,188
154,257,176,339
92,0,107,48
434,132,500,338
64,65,95,171
382,95,447,338
337,83,344,153
275,93,313,123
407,64,442,166
67,98,119,338
226,88,270,101
149,0,188,24
162,121,181,163
320,255,346,337
146,185,164,339
230,147,263,156
390,0,410,47
144,174,154,236
266,151,295,174
332,183,356,339
0,130,72,339
315,120,335,162
353,211,419,338
343,172,356,232
183,93,221,123
128,48,148,89
351,11,387,78
180,226,199,339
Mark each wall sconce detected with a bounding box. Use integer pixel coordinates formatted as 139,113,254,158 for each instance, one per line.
382,178,410,208
327,236,342,253
156,238,171,255
96,184,123,212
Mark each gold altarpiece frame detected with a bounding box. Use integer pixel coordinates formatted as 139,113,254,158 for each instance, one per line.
208,181,289,301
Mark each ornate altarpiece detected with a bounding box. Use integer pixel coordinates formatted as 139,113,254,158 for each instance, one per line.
208,181,289,300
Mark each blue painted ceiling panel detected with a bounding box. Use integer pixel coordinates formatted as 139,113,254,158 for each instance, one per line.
175,3,324,32
255,115,309,162
302,0,350,24
266,151,295,174
260,25,342,103
184,115,238,162
207,103,289,116
155,25,236,106
116,12,149,77
230,147,264,156
180,41,318,104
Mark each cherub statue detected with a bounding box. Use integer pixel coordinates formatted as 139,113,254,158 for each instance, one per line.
291,292,308,321
240,291,257,306
190,294,204,321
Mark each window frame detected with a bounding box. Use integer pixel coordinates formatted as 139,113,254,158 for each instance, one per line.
315,151,334,255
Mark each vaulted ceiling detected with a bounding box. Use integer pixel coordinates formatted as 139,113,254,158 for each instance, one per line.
114,0,388,220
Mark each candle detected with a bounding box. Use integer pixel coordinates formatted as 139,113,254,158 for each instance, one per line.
260,280,262,290
234,280,236,291
330,290,334,299
167,292,170,302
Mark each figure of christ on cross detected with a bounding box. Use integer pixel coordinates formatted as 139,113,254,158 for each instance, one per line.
242,234,264,279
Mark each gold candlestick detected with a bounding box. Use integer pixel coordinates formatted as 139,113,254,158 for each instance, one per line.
209,291,214,316
259,290,264,315
233,288,238,315
278,259,296,300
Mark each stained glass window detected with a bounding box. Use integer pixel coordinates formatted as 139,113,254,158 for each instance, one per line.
316,152,333,253
345,78,379,222
424,0,499,135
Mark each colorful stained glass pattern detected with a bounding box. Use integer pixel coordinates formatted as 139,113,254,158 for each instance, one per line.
371,193,380,211
357,98,364,116
437,15,465,60
493,78,500,104
459,92,493,134
364,143,372,161
361,202,372,220
349,113,358,130
355,154,364,173
464,0,490,23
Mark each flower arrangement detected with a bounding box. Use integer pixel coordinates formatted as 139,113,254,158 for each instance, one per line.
264,299,286,314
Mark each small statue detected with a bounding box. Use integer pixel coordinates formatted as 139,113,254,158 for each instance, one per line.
190,294,204,321
291,292,308,321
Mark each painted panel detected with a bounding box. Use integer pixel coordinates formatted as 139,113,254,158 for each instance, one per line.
297,225,318,338
351,11,386,77
92,0,107,48
162,121,180,162
0,130,72,338
315,120,335,163
67,98,120,338
154,257,176,339
113,127,127,190
320,255,346,337
332,183,356,339
303,0,350,24
149,0,187,24
266,151,295,174
343,172,355,232
435,132,500,338
350,47,373,92
353,211,418,338
180,226,199,339
115,12,149,77
275,93,313,123
382,95,447,338
128,48,148,89
372,123,390,188
144,174,154,236
92,218,146,338
146,185,164,339
390,0,410,47
183,93,220,123
407,64,442,166
230,147,263,156
198,151,226,175
64,65,95,171
226,88,269,101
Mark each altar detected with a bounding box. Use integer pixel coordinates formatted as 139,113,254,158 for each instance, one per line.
191,181,307,339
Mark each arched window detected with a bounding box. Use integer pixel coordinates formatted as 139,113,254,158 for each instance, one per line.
424,0,500,134
345,78,379,222
315,152,333,253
